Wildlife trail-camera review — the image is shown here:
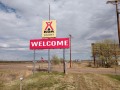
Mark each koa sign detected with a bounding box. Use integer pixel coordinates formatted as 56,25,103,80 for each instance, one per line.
30,38,69,50
42,20,56,38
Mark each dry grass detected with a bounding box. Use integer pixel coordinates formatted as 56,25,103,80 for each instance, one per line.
0,62,120,90
0,69,32,90
1,72,120,90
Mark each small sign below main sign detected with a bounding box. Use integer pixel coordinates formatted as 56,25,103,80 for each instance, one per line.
42,20,56,38
30,38,69,50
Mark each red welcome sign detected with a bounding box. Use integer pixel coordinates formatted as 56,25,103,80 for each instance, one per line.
30,38,70,50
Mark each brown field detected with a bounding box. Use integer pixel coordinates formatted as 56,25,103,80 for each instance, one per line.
0,61,120,79
0,61,120,90
1,61,120,75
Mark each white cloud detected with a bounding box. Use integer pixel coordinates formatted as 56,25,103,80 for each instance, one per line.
0,43,9,48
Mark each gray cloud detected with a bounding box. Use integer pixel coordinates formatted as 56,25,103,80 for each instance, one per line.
0,0,118,60
88,34,113,41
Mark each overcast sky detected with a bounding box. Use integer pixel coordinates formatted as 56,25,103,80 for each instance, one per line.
0,0,118,61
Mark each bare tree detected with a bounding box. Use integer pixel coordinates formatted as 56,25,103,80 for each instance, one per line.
92,39,119,67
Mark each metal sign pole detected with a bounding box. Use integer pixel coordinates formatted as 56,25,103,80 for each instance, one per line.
48,4,51,73
33,50,36,74
48,49,51,73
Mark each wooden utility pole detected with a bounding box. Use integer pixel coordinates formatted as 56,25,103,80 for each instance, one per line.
107,0,120,47
116,0,120,47
63,49,66,74
69,34,72,68
92,43,96,66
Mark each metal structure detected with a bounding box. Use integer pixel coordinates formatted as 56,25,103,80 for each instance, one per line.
107,0,120,47
30,3,70,74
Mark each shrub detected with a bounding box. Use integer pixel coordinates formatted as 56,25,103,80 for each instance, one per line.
51,55,60,65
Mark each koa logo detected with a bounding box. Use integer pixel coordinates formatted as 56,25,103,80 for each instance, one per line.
44,21,54,33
